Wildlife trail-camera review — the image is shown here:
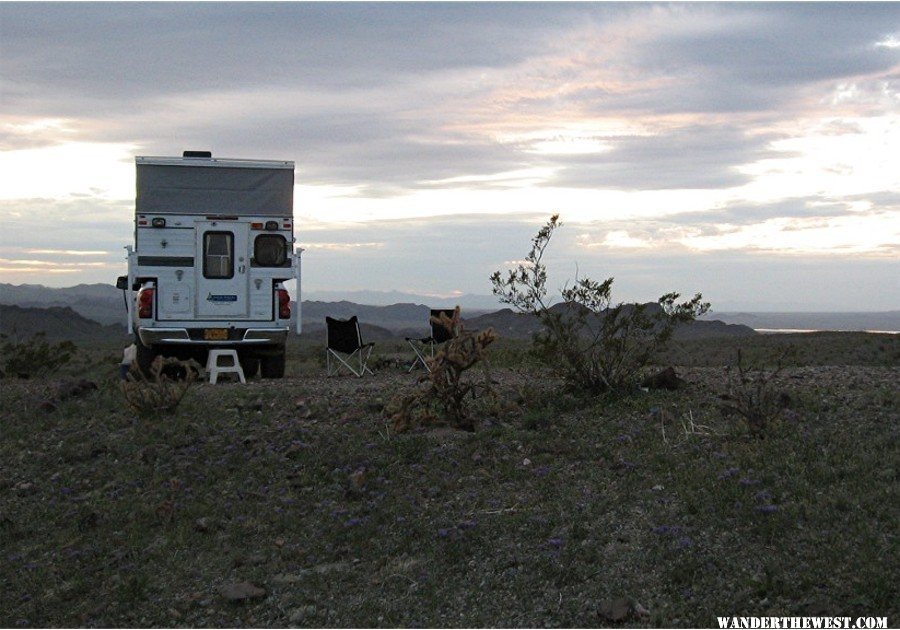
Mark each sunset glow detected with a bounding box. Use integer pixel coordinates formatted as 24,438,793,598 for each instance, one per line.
1,3,897,309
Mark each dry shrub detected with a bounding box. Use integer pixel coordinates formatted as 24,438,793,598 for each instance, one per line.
121,355,200,417
388,307,498,432
719,348,792,435
491,214,708,394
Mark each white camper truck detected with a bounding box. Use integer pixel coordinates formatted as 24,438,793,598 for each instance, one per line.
117,151,301,378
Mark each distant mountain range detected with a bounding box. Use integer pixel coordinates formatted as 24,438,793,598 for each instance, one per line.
0,304,129,343
1,283,896,343
0,283,127,326
304,289,502,310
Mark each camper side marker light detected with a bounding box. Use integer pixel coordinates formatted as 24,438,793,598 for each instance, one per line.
151,217,166,228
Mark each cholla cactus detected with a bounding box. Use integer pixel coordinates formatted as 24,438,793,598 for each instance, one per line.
121,355,200,417
388,307,498,432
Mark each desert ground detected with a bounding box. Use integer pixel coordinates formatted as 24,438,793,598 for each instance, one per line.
1,333,898,627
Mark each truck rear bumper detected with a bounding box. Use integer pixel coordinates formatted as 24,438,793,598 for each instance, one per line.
138,327,288,347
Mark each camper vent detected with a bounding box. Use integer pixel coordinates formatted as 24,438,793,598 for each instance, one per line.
183,150,212,158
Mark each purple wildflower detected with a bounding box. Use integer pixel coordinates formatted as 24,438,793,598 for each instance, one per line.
652,525,680,536
677,537,693,550
756,504,778,514
739,478,760,486
457,520,478,530
534,466,551,477
755,490,773,502
437,528,451,538
718,467,740,480
345,518,362,527
547,538,565,548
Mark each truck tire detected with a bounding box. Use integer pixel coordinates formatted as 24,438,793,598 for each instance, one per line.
135,338,156,378
260,351,285,379
240,355,260,379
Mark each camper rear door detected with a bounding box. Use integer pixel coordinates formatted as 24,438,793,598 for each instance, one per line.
195,221,251,319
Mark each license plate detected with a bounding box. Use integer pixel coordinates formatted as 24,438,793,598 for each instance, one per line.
203,328,229,341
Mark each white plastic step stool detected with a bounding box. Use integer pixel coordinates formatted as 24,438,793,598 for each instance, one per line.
206,349,246,384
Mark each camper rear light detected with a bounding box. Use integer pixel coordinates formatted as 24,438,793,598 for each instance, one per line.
151,217,166,228
251,222,264,230
276,289,291,319
138,288,155,318
265,220,279,231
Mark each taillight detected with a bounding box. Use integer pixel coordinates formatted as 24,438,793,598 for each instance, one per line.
138,288,154,318
277,289,291,319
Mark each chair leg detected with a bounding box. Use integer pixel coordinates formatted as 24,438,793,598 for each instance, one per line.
407,339,429,373
360,345,374,377
328,349,362,377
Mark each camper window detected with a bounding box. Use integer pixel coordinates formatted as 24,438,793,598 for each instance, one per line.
204,232,234,279
254,234,287,267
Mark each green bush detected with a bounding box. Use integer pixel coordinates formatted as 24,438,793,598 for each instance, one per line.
0,332,76,378
490,214,708,394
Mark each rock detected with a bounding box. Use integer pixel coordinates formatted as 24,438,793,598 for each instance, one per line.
37,399,58,413
14,481,36,496
522,458,532,466
288,605,316,623
272,572,305,584
598,597,632,622
232,553,267,567
218,581,266,602
194,517,213,533
641,367,684,391
633,601,650,617
57,379,98,400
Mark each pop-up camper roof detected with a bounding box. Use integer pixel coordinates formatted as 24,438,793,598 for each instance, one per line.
135,155,294,216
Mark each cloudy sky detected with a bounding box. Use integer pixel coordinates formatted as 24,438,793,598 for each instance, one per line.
1,2,898,310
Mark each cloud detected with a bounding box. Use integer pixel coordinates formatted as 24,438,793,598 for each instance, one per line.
545,124,784,190
0,4,897,309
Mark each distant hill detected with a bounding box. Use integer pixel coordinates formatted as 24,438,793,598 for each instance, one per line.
465,303,757,341
298,320,398,343
15,283,897,340
304,289,501,310
0,282,126,326
0,304,129,343
298,301,431,333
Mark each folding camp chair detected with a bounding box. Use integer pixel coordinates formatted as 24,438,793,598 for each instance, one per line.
326,316,375,377
405,308,458,372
